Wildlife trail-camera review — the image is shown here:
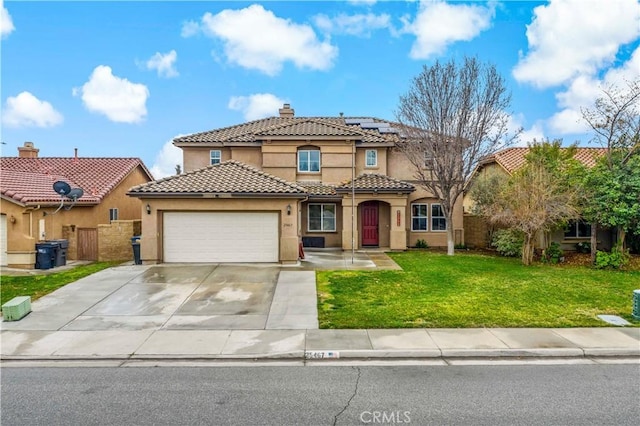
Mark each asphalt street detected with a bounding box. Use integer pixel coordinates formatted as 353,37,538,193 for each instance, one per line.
2,364,639,425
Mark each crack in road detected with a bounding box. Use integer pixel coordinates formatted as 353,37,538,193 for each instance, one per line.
333,366,361,426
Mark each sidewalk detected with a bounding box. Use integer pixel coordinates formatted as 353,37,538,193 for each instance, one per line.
2,327,638,361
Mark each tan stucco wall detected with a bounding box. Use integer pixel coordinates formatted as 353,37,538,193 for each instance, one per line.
406,187,465,248
136,197,300,264
1,166,150,267
183,147,232,172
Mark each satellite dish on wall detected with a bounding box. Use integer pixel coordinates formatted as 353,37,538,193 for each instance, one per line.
47,180,84,215
53,181,71,196
67,188,84,201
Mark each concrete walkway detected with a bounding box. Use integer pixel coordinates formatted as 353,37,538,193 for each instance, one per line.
1,253,639,362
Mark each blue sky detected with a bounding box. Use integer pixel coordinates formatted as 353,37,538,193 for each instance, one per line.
1,0,639,178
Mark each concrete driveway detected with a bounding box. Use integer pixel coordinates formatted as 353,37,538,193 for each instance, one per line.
1,264,319,332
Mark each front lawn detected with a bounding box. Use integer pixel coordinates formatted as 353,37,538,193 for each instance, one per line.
1,262,119,310
317,251,640,328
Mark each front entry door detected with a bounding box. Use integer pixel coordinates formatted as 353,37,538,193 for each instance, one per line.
362,202,379,246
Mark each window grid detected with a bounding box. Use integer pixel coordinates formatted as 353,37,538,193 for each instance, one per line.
308,203,336,232
298,150,321,172
431,204,446,231
366,150,377,167
210,150,221,165
411,203,428,231
109,208,118,221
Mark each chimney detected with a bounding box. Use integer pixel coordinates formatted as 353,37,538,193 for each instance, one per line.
278,103,295,118
18,141,39,158
73,148,79,164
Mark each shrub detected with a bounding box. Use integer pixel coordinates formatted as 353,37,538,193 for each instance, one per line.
415,239,429,249
594,244,631,270
542,242,564,264
575,241,591,254
491,229,524,257
454,243,467,250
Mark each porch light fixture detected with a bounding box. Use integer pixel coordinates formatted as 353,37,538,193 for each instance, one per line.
146,204,151,215
287,204,292,216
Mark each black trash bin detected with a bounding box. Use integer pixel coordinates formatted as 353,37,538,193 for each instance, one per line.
131,236,142,265
35,242,57,270
46,239,68,267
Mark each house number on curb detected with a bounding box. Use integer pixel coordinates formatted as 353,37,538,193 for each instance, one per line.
305,351,340,359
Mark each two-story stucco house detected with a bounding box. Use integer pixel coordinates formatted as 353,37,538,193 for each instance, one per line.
128,104,464,264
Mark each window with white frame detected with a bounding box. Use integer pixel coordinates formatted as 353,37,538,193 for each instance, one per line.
109,208,118,221
365,150,377,167
431,204,446,231
298,149,321,172
210,150,221,165
411,203,428,231
424,151,435,169
564,220,591,238
308,204,335,232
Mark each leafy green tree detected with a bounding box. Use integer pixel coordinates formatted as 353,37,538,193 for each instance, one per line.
580,80,640,259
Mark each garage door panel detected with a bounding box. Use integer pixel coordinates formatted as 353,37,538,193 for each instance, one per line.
163,212,279,263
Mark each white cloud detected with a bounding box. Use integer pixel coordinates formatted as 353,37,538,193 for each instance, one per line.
508,114,545,146
181,20,200,38
348,0,377,5
74,65,149,123
146,50,179,78
228,93,287,121
548,46,640,135
313,13,391,37
150,137,184,179
2,91,63,128
513,0,640,88
407,0,495,59
197,4,338,76
1,0,15,38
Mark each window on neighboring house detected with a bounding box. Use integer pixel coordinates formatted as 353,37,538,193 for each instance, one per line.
424,152,435,169
308,204,335,232
210,150,221,165
109,208,118,221
564,220,591,238
431,204,447,231
298,149,321,172
411,203,428,231
365,150,377,167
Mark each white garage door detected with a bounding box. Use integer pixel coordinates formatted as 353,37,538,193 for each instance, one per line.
163,212,279,263
0,214,7,266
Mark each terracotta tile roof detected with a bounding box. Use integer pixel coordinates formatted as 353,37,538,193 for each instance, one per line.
489,147,608,174
128,160,307,196
335,173,415,193
297,181,338,197
173,117,400,145
0,157,152,205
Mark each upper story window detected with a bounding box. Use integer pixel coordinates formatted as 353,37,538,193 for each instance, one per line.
210,150,221,165
424,152,435,169
365,150,377,167
298,149,320,173
109,208,118,221
431,204,447,231
564,220,591,238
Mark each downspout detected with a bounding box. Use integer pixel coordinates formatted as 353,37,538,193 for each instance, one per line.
351,140,355,264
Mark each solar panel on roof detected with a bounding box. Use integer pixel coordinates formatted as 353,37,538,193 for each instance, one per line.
360,122,390,129
379,127,399,133
344,118,375,125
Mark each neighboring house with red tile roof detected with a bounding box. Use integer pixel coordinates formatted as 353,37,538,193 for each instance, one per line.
128,104,464,264
463,146,612,251
1,142,153,267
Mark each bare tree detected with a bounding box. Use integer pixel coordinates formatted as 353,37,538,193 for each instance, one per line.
395,57,520,255
580,79,640,260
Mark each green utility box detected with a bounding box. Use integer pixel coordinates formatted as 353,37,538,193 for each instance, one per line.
633,290,640,320
2,296,32,321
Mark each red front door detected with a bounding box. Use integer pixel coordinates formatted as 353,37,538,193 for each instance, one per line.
362,202,379,246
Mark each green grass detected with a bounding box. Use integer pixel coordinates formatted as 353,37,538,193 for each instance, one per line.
317,251,640,328
1,262,120,309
